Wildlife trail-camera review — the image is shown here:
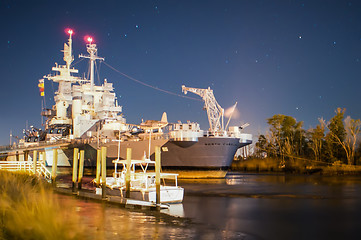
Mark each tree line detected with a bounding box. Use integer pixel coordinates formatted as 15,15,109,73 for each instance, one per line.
255,108,361,166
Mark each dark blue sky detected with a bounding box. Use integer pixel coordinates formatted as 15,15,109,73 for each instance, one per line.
1,0,361,145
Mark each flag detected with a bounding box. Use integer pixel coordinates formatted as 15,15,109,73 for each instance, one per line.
38,79,44,96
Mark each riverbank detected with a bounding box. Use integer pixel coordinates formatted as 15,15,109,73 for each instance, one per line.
231,158,361,175
0,171,84,240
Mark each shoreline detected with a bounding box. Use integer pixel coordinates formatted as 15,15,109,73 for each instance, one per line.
231,158,361,176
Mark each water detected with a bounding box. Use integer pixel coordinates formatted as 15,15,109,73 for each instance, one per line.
57,173,361,240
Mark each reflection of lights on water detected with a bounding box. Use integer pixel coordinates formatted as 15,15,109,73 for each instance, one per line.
161,204,185,217
226,177,246,185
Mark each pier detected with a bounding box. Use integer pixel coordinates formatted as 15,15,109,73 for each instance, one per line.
0,145,175,211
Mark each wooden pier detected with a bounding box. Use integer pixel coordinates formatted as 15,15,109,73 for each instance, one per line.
0,145,170,211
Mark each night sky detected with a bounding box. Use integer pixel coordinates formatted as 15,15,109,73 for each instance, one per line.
1,0,361,145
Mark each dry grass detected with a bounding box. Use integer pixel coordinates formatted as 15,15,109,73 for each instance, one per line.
0,171,84,240
231,158,282,172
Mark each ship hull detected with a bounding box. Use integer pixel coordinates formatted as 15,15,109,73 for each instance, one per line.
161,137,245,169
63,137,250,169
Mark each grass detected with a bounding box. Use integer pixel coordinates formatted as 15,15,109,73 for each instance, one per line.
0,170,84,240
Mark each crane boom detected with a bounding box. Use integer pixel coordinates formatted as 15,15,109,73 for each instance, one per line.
182,85,224,134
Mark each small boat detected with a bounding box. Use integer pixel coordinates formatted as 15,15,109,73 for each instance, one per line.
105,159,184,204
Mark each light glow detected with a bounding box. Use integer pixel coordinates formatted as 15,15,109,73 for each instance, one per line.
65,28,74,36
84,35,94,44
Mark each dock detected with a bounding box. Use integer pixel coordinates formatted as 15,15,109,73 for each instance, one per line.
0,145,176,211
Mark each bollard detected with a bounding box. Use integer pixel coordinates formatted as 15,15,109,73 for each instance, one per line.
155,146,161,206
78,150,85,190
33,150,38,175
125,148,132,198
96,149,101,188
72,148,79,192
101,147,107,199
51,149,58,187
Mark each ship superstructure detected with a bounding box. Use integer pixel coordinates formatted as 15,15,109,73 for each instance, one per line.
37,30,126,143
19,29,252,176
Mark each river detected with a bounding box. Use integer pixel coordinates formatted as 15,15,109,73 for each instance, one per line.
57,173,361,240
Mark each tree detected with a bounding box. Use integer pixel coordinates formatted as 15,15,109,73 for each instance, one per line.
266,114,305,161
255,134,268,157
307,118,325,162
343,116,361,165
324,108,346,163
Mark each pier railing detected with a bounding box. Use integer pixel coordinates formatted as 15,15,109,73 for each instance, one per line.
0,161,51,182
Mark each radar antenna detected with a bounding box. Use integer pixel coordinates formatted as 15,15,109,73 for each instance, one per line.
182,85,224,135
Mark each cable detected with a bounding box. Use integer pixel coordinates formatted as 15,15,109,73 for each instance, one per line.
103,62,201,101
72,58,85,66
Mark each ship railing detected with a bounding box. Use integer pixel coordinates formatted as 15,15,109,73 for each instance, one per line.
0,144,19,152
203,130,229,137
17,139,71,150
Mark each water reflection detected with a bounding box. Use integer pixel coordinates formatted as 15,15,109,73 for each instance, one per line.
55,173,361,240
161,204,185,218
181,173,361,240
56,195,191,240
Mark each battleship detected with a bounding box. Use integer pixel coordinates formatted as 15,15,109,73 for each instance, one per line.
6,29,252,178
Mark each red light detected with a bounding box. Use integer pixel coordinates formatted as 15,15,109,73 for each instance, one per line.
84,35,94,44
65,28,74,35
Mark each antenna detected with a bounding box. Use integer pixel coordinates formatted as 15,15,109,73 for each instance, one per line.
63,29,74,69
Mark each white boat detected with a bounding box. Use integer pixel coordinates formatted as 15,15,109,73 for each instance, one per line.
105,159,184,204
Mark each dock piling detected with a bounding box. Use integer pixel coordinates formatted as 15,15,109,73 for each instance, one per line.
41,151,46,166
33,150,38,175
72,148,79,192
101,147,107,199
155,146,161,206
24,151,28,162
96,149,101,188
51,149,58,187
126,148,132,198
78,150,85,190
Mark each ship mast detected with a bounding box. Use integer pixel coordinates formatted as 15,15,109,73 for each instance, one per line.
43,29,81,126
79,37,104,91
